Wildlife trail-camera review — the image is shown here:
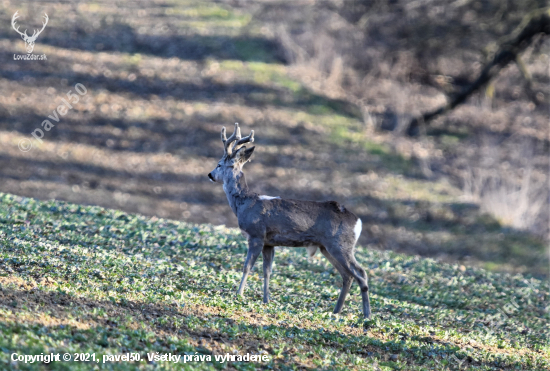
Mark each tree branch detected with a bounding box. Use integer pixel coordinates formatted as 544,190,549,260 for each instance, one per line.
407,8,550,136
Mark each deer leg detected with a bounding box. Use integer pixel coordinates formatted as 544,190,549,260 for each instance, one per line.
326,246,371,319
237,238,263,297
262,245,275,303
334,276,353,314
352,258,371,319
319,247,354,314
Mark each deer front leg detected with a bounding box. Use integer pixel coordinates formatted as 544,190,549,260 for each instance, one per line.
237,238,263,296
262,246,275,303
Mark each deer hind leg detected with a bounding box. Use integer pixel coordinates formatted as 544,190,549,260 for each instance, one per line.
325,245,371,319
262,245,275,303
319,246,354,314
237,238,263,296
351,256,371,319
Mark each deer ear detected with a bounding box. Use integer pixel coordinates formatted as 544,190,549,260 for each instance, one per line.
244,146,255,160
235,146,255,163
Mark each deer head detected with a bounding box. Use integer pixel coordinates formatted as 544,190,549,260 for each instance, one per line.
12,11,49,54
208,123,255,183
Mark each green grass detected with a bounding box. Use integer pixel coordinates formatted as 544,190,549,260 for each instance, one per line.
0,193,548,370
165,1,252,29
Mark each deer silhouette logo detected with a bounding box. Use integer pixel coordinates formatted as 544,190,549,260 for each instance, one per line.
11,11,48,54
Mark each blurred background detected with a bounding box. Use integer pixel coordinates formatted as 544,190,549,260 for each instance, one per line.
0,0,548,276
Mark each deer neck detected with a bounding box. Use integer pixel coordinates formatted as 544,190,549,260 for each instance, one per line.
223,171,252,216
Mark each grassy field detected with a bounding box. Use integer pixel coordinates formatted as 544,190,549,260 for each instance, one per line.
0,192,548,370
0,0,547,279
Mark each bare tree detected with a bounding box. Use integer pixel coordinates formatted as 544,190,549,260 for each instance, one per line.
407,8,550,135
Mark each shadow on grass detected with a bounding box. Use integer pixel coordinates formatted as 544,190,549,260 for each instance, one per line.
1,110,359,157
0,55,361,120
0,286,527,371
0,154,227,207
354,198,548,278
1,15,285,63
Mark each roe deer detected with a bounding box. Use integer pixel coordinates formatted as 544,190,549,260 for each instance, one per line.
208,123,371,318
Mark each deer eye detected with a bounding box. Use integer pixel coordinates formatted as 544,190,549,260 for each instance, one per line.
217,164,221,168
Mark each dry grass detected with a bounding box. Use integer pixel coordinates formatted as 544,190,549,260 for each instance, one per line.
460,136,548,238
463,166,547,234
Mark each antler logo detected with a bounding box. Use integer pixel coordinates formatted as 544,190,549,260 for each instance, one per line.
11,11,48,54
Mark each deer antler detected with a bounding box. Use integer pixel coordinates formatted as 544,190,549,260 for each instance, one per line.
221,123,255,156
11,11,28,39
29,13,48,41
221,123,240,156
232,129,254,153
11,11,48,42
222,123,238,156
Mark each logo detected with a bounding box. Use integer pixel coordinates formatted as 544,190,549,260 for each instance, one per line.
11,11,48,59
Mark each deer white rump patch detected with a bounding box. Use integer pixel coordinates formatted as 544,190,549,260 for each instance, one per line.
354,218,362,244
259,195,280,200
